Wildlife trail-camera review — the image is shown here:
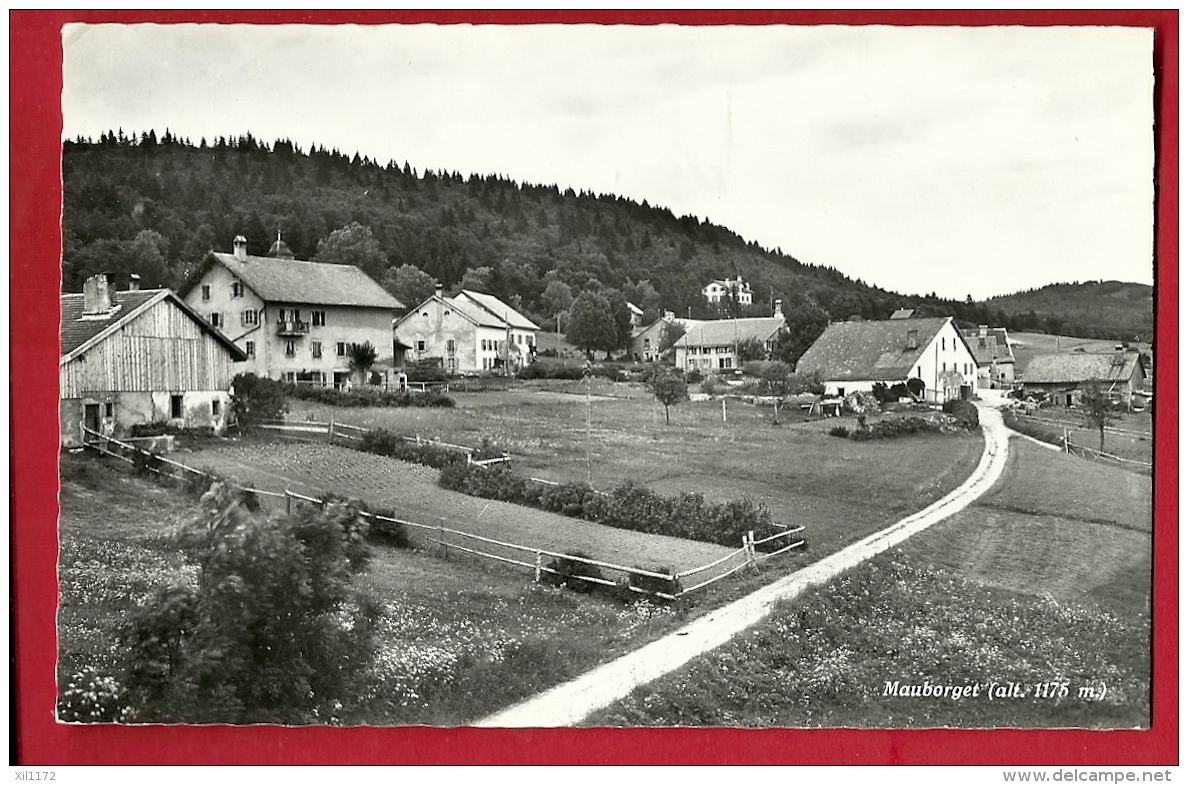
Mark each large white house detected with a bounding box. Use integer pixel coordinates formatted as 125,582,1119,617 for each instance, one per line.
394,288,539,374
795,316,978,403
674,314,786,372
179,236,404,389
702,276,753,307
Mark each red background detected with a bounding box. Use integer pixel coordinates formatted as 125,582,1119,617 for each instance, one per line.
11,9,1178,765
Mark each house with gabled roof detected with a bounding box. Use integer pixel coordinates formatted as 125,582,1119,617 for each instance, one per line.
1020,347,1145,408
631,312,706,363
179,235,404,389
961,325,1017,389
60,274,247,447
394,287,539,374
795,316,978,403
702,276,753,307
674,307,786,372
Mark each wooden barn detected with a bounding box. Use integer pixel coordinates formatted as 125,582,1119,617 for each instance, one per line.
1020,347,1146,409
60,274,247,448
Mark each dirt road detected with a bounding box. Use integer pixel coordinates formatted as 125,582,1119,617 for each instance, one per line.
476,401,1012,727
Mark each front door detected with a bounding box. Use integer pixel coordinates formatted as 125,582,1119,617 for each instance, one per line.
83,403,101,441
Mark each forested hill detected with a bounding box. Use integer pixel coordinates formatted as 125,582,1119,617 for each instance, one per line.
61,132,1151,342
985,281,1154,343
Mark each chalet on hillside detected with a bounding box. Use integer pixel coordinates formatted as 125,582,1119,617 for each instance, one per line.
795,316,978,403
179,236,404,389
961,325,1017,389
394,287,539,374
60,274,247,447
1020,347,1145,408
674,310,786,372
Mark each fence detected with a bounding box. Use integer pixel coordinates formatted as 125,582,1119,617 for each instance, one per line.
1004,413,1152,472
1012,412,1152,441
259,419,512,466
79,427,802,599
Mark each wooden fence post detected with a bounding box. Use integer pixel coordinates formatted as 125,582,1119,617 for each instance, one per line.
534,550,543,583
285,490,292,516
328,415,335,443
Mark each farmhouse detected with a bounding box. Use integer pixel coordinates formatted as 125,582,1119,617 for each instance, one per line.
394,287,539,374
1020,347,1145,408
795,316,978,403
673,311,786,372
179,235,403,390
961,325,1016,389
702,276,753,307
60,274,247,448
631,312,707,362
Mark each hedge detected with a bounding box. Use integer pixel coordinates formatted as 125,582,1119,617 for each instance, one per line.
284,383,454,408
438,464,781,549
942,399,980,430
1002,409,1064,447
358,428,470,469
849,416,943,441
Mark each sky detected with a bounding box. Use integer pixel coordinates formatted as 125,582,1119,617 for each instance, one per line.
61,22,1156,301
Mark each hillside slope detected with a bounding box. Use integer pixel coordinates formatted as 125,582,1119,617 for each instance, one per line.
62,133,1151,342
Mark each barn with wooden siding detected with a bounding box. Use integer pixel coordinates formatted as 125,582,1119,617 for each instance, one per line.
60,274,247,448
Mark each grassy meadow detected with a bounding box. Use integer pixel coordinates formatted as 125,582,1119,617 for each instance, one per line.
590,434,1153,728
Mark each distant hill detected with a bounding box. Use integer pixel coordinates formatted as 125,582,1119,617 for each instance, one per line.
60,132,1151,345
985,281,1154,343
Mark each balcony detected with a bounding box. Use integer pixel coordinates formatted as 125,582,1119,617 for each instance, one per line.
276,319,310,337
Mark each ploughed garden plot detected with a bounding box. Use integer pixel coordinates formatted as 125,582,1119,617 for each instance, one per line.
184,441,735,572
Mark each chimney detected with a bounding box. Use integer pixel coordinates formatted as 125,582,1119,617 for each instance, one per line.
978,325,988,337
83,274,112,315
233,235,248,261
435,283,444,299
907,328,919,350
1114,344,1126,364
773,299,783,318
128,273,141,291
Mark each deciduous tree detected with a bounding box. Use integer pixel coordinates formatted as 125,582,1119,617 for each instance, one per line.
650,370,689,425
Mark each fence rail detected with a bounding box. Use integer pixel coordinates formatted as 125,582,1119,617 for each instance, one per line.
259,419,509,464
78,426,803,599
1012,412,1152,441
1003,414,1153,471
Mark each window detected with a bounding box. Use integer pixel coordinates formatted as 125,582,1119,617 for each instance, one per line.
170,394,183,419
312,310,326,327
210,312,222,328
231,281,244,298
201,285,210,301
212,398,222,416
242,309,258,326
446,339,456,353
104,402,114,418
444,310,451,317
337,341,348,357
284,372,297,383
312,341,322,359
285,340,297,357
245,341,255,358
416,340,426,353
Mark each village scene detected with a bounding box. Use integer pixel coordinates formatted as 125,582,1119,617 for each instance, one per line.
54,24,1156,730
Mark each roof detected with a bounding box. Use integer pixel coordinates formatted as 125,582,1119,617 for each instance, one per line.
393,294,507,330
795,317,962,381
673,317,785,348
632,317,706,340
61,288,247,362
890,308,915,320
183,252,403,310
961,327,1015,366
1022,351,1144,385
453,290,539,330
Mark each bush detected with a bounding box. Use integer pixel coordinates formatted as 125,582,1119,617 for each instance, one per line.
942,400,980,430
57,668,130,723
685,369,704,384
850,416,941,441
132,449,163,478
517,362,585,380
542,551,605,594
629,567,680,597
359,428,469,469
285,384,454,409
828,425,850,438
1002,409,1064,446
231,373,289,432
359,504,411,549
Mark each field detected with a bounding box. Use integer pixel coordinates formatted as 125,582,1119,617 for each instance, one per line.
1008,408,1154,467
283,384,985,560
591,434,1152,728
57,453,754,725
